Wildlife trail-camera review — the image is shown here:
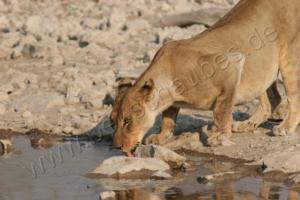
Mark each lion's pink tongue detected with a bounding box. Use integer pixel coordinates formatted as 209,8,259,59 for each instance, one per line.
125,152,136,157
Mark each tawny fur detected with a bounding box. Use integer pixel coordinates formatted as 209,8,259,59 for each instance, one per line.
111,0,300,152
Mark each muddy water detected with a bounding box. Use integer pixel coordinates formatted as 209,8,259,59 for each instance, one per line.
0,135,299,200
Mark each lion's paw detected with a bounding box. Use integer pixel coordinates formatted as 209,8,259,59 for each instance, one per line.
145,134,167,145
206,132,233,147
232,121,256,133
207,135,222,147
273,126,289,136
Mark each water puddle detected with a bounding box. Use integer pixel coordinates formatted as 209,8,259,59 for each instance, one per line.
0,132,299,200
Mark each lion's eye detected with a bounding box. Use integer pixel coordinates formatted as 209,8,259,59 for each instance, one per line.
123,118,131,126
111,121,115,130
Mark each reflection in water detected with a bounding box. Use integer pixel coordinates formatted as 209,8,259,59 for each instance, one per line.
288,190,300,200
0,136,57,157
114,188,162,200
0,141,4,156
106,179,300,200
26,129,60,150
29,137,57,149
0,134,299,200
262,184,300,200
101,186,300,200
0,135,118,200
0,139,12,157
108,164,300,200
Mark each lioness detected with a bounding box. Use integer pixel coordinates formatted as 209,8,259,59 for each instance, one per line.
111,0,300,154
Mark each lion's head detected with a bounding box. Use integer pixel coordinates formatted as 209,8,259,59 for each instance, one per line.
111,77,157,154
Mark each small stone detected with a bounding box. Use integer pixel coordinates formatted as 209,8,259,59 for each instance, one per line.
253,128,268,134
80,90,106,108
1,27,10,33
163,132,206,153
63,126,74,134
22,111,32,118
161,3,171,11
290,174,300,184
269,137,276,142
150,171,172,180
73,120,93,131
22,44,36,57
52,127,62,134
0,142,3,156
99,191,116,200
89,156,170,179
136,144,186,169
65,96,80,105
102,93,114,106
79,40,89,48
198,171,235,183
0,139,12,153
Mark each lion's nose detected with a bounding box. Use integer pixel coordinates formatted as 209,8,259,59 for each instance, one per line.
114,144,123,150
113,136,123,149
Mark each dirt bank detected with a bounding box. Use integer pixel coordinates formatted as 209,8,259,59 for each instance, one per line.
0,0,236,135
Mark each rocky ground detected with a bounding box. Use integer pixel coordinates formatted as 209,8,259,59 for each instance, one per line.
0,0,300,175
0,0,236,135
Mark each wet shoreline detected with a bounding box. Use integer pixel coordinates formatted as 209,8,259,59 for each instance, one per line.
1,130,299,200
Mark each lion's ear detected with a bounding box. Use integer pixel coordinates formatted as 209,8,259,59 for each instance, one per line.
116,77,137,94
139,79,154,97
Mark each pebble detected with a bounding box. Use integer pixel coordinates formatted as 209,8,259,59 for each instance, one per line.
0,139,12,152
90,156,170,178
99,191,116,200
22,111,32,118
150,171,172,180
63,126,74,134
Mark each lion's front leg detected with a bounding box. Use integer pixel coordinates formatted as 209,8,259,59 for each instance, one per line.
206,52,245,146
207,90,235,146
145,106,180,145
232,91,272,132
271,42,300,136
233,82,283,133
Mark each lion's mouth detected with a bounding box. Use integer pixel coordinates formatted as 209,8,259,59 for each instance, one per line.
125,151,136,157
124,142,140,157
